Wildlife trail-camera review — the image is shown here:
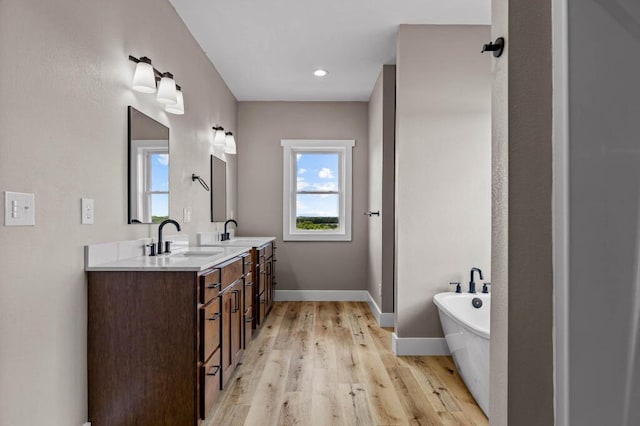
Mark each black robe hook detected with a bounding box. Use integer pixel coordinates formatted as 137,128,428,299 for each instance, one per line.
191,173,210,191
481,37,505,58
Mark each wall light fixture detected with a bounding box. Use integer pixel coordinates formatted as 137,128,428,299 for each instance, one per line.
129,55,184,115
224,132,237,155
213,126,226,148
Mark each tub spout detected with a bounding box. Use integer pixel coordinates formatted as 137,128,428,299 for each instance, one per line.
469,267,483,294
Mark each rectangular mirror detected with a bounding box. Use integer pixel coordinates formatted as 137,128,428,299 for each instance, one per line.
210,155,227,222
128,106,170,224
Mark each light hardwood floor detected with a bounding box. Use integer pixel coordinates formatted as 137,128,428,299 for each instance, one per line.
206,301,488,426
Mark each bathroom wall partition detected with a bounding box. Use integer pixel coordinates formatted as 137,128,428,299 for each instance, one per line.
564,1,640,424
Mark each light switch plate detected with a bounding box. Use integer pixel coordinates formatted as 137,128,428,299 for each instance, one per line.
81,198,94,224
183,207,191,223
4,191,35,226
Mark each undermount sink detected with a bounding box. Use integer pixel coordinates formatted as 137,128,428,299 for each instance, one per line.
173,250,223,257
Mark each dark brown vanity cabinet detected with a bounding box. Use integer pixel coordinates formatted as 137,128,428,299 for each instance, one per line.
87,253,247,426
252,241,276,327
243,254,254,345
218,257,244,388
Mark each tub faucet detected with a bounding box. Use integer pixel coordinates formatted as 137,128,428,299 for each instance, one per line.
221,219,238,241
469,267,483,294
157,219,181,255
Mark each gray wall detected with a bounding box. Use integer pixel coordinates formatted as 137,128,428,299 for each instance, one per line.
395,25,492,338
490,0,554,424
0,1,237,424
367,65,396,313
568,1,640,424
236,102,369,291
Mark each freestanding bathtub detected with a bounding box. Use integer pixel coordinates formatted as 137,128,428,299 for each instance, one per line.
433,292,490,416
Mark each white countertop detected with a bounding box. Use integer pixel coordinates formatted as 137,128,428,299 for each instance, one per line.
197,234,276,248
85,246,252,272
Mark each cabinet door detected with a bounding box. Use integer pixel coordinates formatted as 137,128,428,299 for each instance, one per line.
221,291,233,387
230,281,244,366
243,277,254,347
221,280,244,387
266,260,273,313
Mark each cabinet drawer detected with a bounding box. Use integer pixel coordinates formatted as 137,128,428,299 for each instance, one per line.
244,279,254,309
200,298,221,362
243,254,252,276
200,348,221,420
263,243,273,260
199,269,221,304
221,258,243,291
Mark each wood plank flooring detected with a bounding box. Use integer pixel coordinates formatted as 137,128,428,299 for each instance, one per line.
205,301,488,426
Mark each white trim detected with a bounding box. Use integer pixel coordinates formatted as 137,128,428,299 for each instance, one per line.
273,290,368,302
281,139,355,241
552,0,570,424
366,291,394,327
391,333,450,356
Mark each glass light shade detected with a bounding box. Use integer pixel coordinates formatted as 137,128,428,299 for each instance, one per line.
165,88,184,115
132,61,156,93
225,132,237,154
213,128,226,147
156,73,177,105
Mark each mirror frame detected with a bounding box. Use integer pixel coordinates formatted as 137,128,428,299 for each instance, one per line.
127,106,170,224
210,154,227,222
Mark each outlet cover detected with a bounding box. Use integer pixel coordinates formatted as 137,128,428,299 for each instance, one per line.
4,191,35,226
81,198,94,224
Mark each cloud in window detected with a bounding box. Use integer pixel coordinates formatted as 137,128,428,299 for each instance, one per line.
297,179,310,191
318,167,334,179
298,168,307,175
312,182,338,192
157,154,169,165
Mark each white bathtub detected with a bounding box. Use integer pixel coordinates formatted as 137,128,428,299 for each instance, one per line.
433,292,490,416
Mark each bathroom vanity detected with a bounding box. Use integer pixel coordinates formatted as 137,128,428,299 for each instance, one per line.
197,234,277,329
85,243,253,425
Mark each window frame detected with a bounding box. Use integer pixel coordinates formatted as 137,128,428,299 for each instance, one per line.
281,139,355,241
143,150,169,223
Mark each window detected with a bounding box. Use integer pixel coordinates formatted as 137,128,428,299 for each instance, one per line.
281,139,355,241
145,150,169,223
130,141,169,223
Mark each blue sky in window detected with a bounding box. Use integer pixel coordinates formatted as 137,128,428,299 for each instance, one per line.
151,154,169,216
296,152,339,217
151,154,169,191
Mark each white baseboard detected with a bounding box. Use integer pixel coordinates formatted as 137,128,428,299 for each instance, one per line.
366,292,394,327
391,332,450,356
273,290,369,302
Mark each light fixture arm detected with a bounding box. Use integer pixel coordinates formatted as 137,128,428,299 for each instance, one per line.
128,55,166,80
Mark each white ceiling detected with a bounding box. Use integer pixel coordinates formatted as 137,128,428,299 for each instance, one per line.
168,0,491,101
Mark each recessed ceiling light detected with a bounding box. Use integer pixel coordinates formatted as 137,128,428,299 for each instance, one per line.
313,69,328,77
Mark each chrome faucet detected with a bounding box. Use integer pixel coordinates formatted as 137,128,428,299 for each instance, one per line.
221,219,238,241
157,219,181,255
469,267,483,294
